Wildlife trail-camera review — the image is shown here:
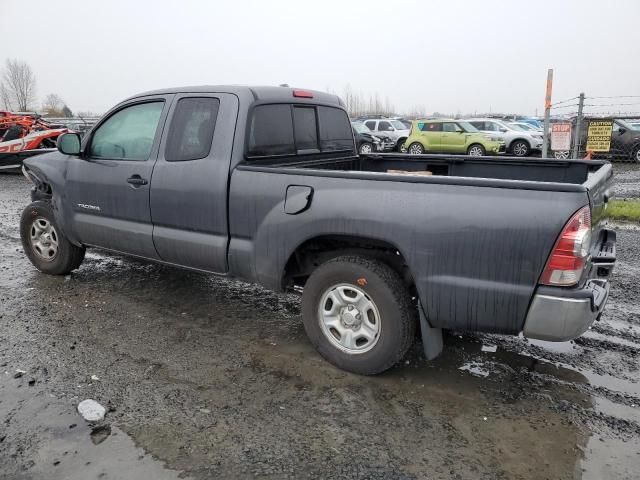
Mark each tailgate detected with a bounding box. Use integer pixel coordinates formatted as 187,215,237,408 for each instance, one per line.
585,162,616,279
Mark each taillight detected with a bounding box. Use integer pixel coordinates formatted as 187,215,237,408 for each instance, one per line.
540,206,591,286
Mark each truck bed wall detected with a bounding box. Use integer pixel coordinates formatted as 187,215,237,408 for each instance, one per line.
228,167,588,334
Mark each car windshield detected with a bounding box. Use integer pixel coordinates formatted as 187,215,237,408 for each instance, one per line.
508,123,529,132
617,119,639,131
390,120,407,130
457,121,478,133
352,122,371,134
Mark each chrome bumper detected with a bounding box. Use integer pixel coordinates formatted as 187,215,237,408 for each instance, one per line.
523,279,609,341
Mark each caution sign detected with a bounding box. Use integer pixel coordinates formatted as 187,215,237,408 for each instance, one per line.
586,120,613,152
551,123,572,151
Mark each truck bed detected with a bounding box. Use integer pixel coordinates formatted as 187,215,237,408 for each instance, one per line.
241,153,609,192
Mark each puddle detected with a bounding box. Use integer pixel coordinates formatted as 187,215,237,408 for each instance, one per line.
581,435,640,480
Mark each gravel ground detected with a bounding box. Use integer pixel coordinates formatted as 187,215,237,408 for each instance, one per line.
1,164,639,480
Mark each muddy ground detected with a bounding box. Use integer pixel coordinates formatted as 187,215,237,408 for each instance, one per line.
1,165,639,480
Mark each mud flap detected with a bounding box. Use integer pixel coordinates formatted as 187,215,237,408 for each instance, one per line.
419,306,443,360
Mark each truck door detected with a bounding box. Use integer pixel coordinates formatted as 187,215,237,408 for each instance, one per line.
150,93,238,273
65,95,172,258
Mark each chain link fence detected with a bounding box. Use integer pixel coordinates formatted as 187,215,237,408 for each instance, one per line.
547,95,640,162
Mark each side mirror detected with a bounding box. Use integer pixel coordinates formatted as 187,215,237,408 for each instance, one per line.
499,128,508,133
457,130,464,134
618,128,626,135
57,133,81,155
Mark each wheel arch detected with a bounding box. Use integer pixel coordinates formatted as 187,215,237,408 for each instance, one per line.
281,234,417,294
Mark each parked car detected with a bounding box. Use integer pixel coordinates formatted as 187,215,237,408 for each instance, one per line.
351,121,395,154
600,119,640,162
509,121,542,133
20,85,616,375
466,118,544,156
404,119,504,156
361,118,410,152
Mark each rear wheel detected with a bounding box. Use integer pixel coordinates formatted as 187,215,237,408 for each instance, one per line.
397,139,408,153
511,140,530,157
633,146,640,163
408,142,424,155
20,201,85,275
467,144,485,156
359,142,373,154
302,255,417,375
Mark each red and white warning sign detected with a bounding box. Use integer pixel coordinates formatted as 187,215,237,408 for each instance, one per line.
551,123,572,151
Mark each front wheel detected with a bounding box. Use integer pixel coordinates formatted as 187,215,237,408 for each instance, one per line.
511,140,530,157
408,142,424,155
359,142,373,154
467,144,485,156
301,255,417,375
632,146,640,163
397,139,408,153
20,201,85,275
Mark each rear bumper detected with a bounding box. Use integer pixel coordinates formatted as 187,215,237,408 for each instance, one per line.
522,229,616,342
522,280,609,341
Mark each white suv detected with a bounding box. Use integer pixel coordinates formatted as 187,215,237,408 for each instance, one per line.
465,118,544,157
362,118,411,152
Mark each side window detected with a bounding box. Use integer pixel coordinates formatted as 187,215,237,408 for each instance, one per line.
421,122,442,132
317,106,353,152
248,104,295,156
378,121,392,132
442,123,460,132
91,102,164,160
469,121,483,130
293,106,319,152
365,120,376,130
486,122,500,132
165,97,220,161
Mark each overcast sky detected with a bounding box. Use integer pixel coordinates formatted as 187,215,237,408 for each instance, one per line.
2,0,639,116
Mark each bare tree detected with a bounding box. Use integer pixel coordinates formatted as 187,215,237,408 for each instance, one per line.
41,93,65,116
1,59,36,111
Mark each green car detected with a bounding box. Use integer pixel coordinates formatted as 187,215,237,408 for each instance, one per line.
404,119,505,156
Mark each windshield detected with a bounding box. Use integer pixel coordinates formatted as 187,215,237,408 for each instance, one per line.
352,122,370,134
617,119,639,131
508,123,529,132
457,121,478,133
390,120,407,130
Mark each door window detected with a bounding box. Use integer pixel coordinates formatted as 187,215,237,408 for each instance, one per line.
365,120,376,130
165,97,220,161
419,122,443,132
90,102,164,160
442,122,462,132
378,121,393,132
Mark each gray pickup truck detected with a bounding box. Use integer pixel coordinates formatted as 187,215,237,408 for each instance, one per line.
20,86,616,375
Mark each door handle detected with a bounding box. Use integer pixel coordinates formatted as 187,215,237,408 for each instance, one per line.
127,175,148,186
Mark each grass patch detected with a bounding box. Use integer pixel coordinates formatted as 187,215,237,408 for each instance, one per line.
608,199,640,222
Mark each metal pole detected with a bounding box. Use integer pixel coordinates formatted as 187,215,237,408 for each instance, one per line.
572,93,585,159
542,69,553,158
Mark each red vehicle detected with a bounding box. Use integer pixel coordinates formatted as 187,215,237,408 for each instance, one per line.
0,111,68,172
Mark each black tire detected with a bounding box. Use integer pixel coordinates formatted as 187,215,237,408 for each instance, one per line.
467,143,486,156
632,146,640,163
510,140,530,157
408,142,424,155
359,142,374,154
397,139,408,153
20,201,85,275
301,255,417,375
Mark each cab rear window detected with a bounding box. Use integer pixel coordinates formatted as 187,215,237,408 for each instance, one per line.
247,104,353,157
